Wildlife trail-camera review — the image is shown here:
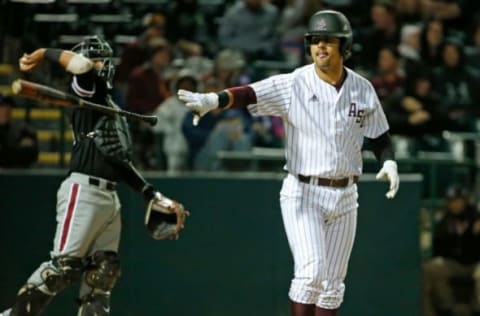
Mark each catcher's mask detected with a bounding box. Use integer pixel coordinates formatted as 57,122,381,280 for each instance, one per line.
145,197,181,240
72,35,115,89
304,10,353,59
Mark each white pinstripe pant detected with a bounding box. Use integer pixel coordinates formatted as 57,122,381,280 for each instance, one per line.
280,174,358,309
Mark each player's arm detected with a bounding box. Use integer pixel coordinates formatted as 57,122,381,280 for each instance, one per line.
116,161,157,199
367,131,394,163
177,85,256,125
19,48,93,74
368,132,399,199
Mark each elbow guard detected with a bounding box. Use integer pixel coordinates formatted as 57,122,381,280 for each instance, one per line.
66,54,94,74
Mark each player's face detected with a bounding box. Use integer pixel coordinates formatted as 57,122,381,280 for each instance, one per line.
310,36,342,70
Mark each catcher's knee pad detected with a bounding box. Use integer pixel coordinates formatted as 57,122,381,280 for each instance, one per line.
77,293,110,316
41,256,84,294
10,284,54,316
84,251,121,292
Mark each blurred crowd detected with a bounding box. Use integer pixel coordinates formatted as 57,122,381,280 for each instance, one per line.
1,0,480,172
100,0,480,172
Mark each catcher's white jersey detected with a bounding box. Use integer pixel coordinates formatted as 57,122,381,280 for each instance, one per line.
248,64,389,177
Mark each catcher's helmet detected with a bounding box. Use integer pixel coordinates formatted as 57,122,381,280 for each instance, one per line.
71,35,115,88
304,10,353,59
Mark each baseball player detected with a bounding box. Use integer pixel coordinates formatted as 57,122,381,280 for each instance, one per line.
178,10,399,316
2,35,188,316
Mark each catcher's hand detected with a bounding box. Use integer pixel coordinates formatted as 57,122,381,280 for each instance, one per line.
145,192,190,240
19,49,46,72
177,89,219,126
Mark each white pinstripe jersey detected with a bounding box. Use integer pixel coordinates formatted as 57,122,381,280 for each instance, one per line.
248,64,389,177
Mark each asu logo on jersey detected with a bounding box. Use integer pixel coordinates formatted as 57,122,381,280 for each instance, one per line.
348,102,365,127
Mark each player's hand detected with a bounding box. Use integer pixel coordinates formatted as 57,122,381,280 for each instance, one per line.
375,160,399,199
19,49,46,72
177,89,219,126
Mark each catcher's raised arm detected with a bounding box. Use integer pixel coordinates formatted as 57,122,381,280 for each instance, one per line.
19,47,94,74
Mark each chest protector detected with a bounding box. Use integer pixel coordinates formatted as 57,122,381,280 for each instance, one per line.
92,95,133,165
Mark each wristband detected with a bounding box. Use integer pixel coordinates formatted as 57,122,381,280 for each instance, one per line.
217,91,231,109
44,48,63,62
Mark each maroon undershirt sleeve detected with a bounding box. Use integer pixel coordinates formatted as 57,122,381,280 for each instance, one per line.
217,85,257,109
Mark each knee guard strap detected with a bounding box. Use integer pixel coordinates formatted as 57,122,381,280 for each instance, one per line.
41,256,84,294
84,251,121,292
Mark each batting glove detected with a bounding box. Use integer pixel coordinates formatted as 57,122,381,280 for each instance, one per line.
375,160,399,199
177,89,219,126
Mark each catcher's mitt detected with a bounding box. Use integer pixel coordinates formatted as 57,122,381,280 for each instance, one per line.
145,192,189,240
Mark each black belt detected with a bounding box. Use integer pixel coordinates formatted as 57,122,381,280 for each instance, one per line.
88,177,116,191
298,175,359,188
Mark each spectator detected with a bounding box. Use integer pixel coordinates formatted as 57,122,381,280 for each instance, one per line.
432,37,480,131
277,0,324,67
360,0,401,69
126,37,173,115
421,0,479,33
398,24,422,76
114,13,166,89
0,95,38,168
465,21,480,71
420,19,446,68
218,0,280,61
422,184,480,316
383,68,453,138
370,45,404,102
396,0,424,24
126,37,173,169
153,69,198,172
322,0,373,27
165,0,207,58
209,48,250,90
195,108,252,171
250,116,285,148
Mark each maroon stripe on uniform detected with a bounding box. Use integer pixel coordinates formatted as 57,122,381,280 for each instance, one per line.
60,183,79,252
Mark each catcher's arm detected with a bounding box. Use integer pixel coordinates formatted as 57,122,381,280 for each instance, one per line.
119,162,189,239
19,48,93,74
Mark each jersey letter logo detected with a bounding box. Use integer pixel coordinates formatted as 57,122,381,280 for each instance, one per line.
348,102,365,127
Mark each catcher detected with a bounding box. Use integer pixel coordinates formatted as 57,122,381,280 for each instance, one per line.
1,35,189,316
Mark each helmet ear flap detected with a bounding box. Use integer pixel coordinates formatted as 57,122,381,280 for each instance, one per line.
340,38,352,60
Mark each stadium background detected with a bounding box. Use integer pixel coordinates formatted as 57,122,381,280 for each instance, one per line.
0,0,479,315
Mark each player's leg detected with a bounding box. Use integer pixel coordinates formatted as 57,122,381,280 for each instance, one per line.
316,185,358,313
4,178,89,316
280,174,327,315
77,193,121,316
6,257,84,316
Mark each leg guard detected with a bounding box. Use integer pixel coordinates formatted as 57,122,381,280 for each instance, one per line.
9,285,53,316
77,293,110,316
10,256,83,316
83,251,121,292
77,251,120,316
42,257,84,293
